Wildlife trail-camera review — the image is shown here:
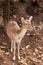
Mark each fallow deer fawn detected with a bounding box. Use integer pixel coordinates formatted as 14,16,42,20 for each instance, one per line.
6,16,33,60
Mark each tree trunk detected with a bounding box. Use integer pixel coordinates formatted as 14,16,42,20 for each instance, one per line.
3,0,10,27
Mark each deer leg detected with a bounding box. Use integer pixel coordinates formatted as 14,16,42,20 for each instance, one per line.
13,42,16,60
11,40,14,52
18,43,21,60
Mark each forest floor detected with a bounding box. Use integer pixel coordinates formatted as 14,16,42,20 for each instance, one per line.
0,1,43,65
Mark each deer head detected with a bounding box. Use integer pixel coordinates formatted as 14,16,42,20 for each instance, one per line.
21,16,33,31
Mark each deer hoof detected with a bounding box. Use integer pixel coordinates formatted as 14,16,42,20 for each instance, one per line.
13,57,16,61
18,56,20,60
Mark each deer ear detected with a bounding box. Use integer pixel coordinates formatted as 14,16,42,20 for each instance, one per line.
28,16,33,24
21,17,25,24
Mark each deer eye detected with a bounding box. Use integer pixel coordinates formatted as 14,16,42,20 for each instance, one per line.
25,23,27,25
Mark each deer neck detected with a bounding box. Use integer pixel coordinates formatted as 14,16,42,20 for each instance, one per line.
20,27,27,35
18,27,27,41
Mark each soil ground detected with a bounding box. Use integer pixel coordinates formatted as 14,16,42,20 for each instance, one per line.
0,1,43,65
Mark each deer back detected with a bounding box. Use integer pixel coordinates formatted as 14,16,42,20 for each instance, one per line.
6,20,21,38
